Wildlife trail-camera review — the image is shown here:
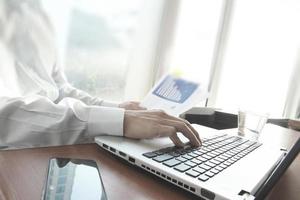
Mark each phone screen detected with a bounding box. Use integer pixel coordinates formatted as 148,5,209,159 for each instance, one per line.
42,158,107,200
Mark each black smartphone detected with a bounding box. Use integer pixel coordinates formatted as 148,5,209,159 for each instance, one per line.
42,158,108,200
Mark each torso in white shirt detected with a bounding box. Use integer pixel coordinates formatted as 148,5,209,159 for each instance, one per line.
0,0,59,100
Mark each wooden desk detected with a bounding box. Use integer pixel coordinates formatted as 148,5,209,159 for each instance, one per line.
0,125,299,200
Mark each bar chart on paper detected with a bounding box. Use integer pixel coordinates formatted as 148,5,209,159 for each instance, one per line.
152,75,198,103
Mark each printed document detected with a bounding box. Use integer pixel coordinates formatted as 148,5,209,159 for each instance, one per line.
141,74,208,116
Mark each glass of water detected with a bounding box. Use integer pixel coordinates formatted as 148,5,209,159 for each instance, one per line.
238,110,269,141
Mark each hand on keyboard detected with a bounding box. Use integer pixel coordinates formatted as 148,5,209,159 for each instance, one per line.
123,109,201,147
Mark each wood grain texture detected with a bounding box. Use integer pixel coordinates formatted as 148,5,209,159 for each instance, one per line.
0,125,299,200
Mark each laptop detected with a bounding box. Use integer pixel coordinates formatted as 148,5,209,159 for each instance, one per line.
95,124,299,200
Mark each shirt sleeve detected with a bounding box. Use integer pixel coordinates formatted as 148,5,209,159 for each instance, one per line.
0,95,124,150
52,63,120,107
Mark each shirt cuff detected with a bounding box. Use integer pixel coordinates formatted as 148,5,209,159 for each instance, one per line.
88,106,125,137
101,100,120,108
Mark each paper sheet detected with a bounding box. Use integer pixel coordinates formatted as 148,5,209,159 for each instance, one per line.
141,74,209,116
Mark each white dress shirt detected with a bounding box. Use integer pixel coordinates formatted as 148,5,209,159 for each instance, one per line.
0,0,124,149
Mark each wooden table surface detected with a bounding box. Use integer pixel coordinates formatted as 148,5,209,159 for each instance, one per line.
0,124,299,200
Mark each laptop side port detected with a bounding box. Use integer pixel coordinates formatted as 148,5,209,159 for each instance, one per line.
118,151,126,157
102,143,109,149
109,147,116,153
128,157,135,163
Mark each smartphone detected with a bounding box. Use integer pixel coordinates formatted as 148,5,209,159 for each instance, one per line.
42,158,108,200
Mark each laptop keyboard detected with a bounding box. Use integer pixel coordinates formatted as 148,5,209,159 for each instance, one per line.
143,134,262,182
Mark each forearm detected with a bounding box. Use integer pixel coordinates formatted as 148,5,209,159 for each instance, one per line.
0,95,124,149
56,83,119,107
52,64,119,107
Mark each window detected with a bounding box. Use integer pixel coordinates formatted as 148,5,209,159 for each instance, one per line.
42,0,161,101
42,0,224,102
167,0,223,86
42,0,300,117
210,0,300,117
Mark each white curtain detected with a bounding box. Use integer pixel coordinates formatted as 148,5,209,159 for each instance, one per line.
284,50,300,119
124,0,168,100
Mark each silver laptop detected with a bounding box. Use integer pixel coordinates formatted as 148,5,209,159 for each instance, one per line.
95,124,297,200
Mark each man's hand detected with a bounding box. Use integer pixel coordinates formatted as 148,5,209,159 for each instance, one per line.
119,101,146,110
124,109,201,147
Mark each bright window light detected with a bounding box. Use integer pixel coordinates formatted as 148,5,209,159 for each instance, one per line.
214,0,300,117
168,0,223,85
42,0,145,101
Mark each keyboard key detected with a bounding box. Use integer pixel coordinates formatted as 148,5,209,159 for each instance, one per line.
253,143,262,148
208,152,219,157
187,152,198,158
215,166,224,171
210,159,221,165
206,146,215,151
231,157,239,162
219,155,229,160
205,171,215,177
213,149,223,154
168,152,180,157
205,161,216,168
230,149,240,154
186,169,200,178
174,163,191,172
198,174,209,181
225,152,235,157
163,158,181,167
235,155,243,159
225,137,239,143
143,152,157,158
152,150,163,156
218,147,228,152
191,146,200,150
202,154,212,160
202,143,209,147
176,156,188,162
182,155,193,160
219,163,227,169
239,152,247,156
206,152,216,157
193,166,206,174
153,154,173,162
199,164,211,171
184,147,193,153
157,147,174,154
227,144,236,149
196,157,208,162
176,149,187,155
198,149,208,154
227,159,235,164
223,161,232,166
192,151,202,156
185,161,197,167
190,158,202,165
208,145,220,150
210,168,219,174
